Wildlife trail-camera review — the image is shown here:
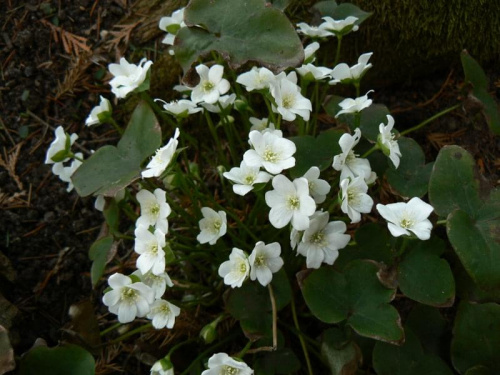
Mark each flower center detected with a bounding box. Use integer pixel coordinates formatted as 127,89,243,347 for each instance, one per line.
254,254,266,267
120,287,138,303
239,261,247,274
311,231,326,246
211,219,222,233
400,218,413,229
262,147,279,163
150,203,160,218
287,195,300,210
223,366,239,375
150,244,159,255
244,174,256,185
346,150,356,162
282,93,295,109
308,181,315,191
202,80,215,92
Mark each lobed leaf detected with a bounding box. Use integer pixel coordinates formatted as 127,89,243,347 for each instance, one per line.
88,235,114,287
174,0,303,75
72,102,161,197
300,260,404,344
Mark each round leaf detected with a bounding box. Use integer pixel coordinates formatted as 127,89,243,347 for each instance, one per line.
321,327,361,375
88,235,114,287
398,237,455,307
451,302,500,374
386,137,433,198
19,344,95,375
175,0,303,74
300,260,404,344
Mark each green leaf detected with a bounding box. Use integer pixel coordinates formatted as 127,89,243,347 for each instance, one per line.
253,348,301,374
428,145,483,217
89,236,114,287
300,260,404,344
386,137,433,198
103,199,119,235
50,149,71,163
429,146,500,290
72,102,161,197
269,0,290,11
313,2,372,26
373,328,453,375
289,129,343,178
406,304,449,358
19,344,95,375
461,50,500,135
321,327,361,375
174,0,303,74
451,302,500,374
164,243,176,265
336,223,394,269
225,269,291,340
398,237,455,307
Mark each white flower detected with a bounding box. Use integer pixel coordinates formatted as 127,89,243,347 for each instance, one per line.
201,93,236,113
51,153,83,192
108,57,153,99
304,42,320,63
340,177,374,223
320,16,359,34
156,99,202,118
102,273,154,323
244,131,295,174
191,64,230,104
151,360,174,375
332,128,372,181
218,248,250,288
249,117,274,132
134,227,166,275
133,269,173,299
95,195,106,211
296,22,333,38
236,66,276,92
45,126,78,164
85,96,112,126
142,128,180,178
136,188,171,233
329,52,373,85
378,115,402,168
248,242,284,286
297,211,350,269
197,207,227,245
270,77,312,121
290,228,302,250
296,64,332,81
303,166,331,204
159,8,186,45
223,161,272,196
147,299,180,329
265,174,316,230
376,197,434,240
202,353,254,375
336,90,373,117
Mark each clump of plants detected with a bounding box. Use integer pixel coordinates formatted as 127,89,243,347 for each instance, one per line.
28,0,500,374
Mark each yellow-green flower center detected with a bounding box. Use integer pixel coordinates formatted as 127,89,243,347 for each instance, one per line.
239,262,247,273
223,366,239,375
282,93,295,109
263,147,279,163
287,195,300,210
244,174,256,184
202,81,215,92
150,203,160,217
254,254,266,266
212,219,222,232
400,218,413,229
121,287,138,302
311,231,326,246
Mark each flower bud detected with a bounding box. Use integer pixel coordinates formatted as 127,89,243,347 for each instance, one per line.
199,322,218,344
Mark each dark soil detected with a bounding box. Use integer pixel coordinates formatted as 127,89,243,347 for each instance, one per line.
0,1,498,374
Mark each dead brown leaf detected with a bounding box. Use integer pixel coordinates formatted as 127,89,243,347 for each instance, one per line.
0,145,23,190
41,19,91,56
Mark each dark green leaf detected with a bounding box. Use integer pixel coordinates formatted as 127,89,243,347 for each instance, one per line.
386,137,433,198
321,327,360,375
451,302,500,374
175,0,303,74
89,236,114,287
253,348,301,374
19,344,95,375
72,102,161,197
300,260,404,344
373,328,453,375
289,129,343,178
429,145,482,218
225,269,291,340
269,0,290,11
164,243,176,265
103,199,119,235
461,50,500,134
336,223,394,269
398,237,455,307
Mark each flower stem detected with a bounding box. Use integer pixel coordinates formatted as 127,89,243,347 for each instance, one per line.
106,323,152,345
140,91,177,128
166,337,199,358
291,287,314,375
334,35,343,66
108,117,124,135
100,322,122,336
236,340,253,358
400,104,461,136
268,284,278,350
436,219,447,225
204,111,227,165
361,144,379,158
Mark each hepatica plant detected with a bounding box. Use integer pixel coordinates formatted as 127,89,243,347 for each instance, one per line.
43,0,500,373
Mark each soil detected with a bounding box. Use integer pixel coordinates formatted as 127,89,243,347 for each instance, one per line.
0,1,499,374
